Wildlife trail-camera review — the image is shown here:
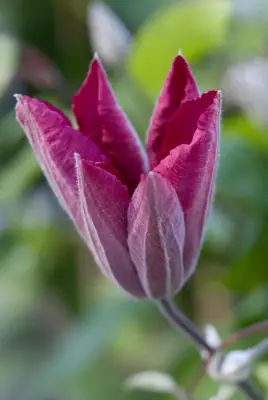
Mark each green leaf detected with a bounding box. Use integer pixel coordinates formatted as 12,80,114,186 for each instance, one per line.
0,34,19,96
256,363,268,391
128,0,232,98
224,115,268,150
223,218,268,291
0,146,40,202
216,138,268,210
28,298,143,399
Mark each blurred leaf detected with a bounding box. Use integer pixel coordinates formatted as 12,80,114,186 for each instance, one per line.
0,34,19,96
234,290,267,322
224,115,268,150
0,146,40,202
128,0,232,98
255,363,268,391
223,217,268,291
217,138,268,210
106,0,174,32
29,298,142,399
125,371,184,398
227,21,267,56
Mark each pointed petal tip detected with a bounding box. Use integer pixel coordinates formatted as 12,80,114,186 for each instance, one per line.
172,52,191,69
90,52,104,71
14,93,22,103
210,90,222,111
216,89,222,103
93,51,99,60
14,94,30,123
14,94,30,109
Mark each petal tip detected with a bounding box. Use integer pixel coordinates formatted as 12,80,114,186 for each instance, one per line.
209,90,222,109
173,53,190,69
90,53,104,73
93,51,100,60
14,94,30,110
14,93,22,103
200,90,221,107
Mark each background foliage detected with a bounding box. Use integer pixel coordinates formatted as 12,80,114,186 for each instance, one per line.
0,0,268,398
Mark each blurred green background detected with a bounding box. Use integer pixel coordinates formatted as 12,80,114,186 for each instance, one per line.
0,0,268,398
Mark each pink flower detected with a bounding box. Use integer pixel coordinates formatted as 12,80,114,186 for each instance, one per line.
15,54,221,299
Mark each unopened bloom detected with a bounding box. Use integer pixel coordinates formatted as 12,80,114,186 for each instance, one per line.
15,54,221,299
202,325,268,399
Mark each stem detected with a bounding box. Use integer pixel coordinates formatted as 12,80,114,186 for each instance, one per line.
158,298,214,353
238,382,263,400
157,298,264,400
221,320,268,350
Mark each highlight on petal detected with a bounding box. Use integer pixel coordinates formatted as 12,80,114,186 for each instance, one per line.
155,91,221,279
15,95,106,235
127,172,185,299
146,55,199,169
72,56,148,193
75,153,145,298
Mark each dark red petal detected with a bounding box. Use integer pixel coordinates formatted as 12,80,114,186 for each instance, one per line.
146,55,199,169
155,91,221,278
161,90,218,159
127,172,185,298
75,154,145,298
15,95,107,236
72,56,148,193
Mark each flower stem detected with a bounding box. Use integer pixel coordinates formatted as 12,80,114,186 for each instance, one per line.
221,320,268,350
157,298,264,400
158,298,214,353
238,382,263,400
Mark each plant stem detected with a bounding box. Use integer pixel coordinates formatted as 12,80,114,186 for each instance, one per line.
221,320,268,350
157,298,264,400
158,298,214,353
238,382,263,400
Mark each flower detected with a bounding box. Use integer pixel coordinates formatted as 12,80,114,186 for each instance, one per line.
15,54,221,299
201,325,268,400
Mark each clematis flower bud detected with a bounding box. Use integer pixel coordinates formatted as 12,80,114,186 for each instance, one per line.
15,53,221,299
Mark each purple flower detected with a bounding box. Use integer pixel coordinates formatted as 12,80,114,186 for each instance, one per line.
15,54,221,299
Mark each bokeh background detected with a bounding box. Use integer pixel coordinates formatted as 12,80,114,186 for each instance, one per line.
0,0,268,398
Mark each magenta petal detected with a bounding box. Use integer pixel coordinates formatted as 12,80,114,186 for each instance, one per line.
72,57,148,193
161,91,218,159
75,154,145,298
15,95,106,235
155,91,221,279
127,172,185,299
146,55,199,169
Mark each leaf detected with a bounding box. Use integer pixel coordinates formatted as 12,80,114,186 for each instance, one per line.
125,371,186,399
223,219,268,291
27,298,142,399
224,115,268,150
0,146,40,202
128,0,232,98
0,34,19,96
216,138,268,210
255,363,268,391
